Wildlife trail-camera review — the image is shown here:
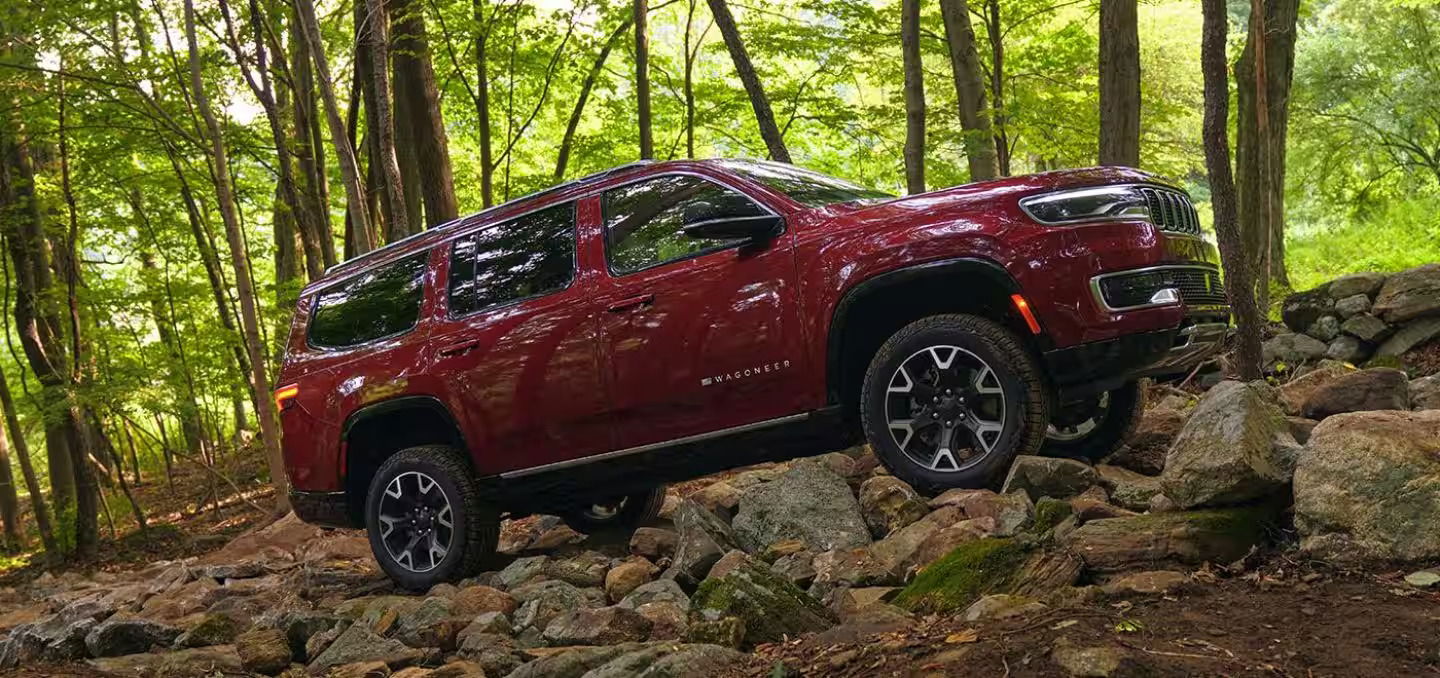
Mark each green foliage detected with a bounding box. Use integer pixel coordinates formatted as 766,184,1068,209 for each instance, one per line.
1287,197,1440,291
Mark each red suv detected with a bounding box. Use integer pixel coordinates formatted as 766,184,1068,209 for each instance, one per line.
276,159,1227,588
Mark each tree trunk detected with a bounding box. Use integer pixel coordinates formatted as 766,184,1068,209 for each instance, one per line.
392,0,459,228
362,0,412,243
289,7,336,271
0,367,55,555
1098,0,1140,167
474,0,495,207
706,0,791,163
635,0,654,159
939,0,997,180
1235,0,1298,291
901,0,926,194
555,15,633,180
294,0,375,254
982,0,1010,175
0,407,21,550
1201,0,1263,381
184,0,290,515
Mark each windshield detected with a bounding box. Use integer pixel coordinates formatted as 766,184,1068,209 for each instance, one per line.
717,159,894,208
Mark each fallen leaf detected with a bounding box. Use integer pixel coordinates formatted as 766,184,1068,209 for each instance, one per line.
1050,620,1079,630
1114,619,1145,633
945,629,979,644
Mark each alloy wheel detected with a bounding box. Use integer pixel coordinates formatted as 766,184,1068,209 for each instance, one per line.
885,345,1008,472
377,471,454,573
1047,391,1111,441
581,497,629,522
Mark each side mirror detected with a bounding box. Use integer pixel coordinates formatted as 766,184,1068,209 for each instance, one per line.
681,214,783,241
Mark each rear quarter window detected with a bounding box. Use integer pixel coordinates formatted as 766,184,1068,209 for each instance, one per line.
308,253,428,349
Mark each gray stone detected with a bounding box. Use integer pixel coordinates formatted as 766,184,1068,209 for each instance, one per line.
84,618,181,658
505,643,644,678
87,645,242,677
392,596,469,650
1377,317,1440,357
307,622,425,674
174,613,239,648
618,579,690,610
629,527,678,560
1334,293,1372,318
1329,272,1388,299
732,462,871,554
542,605,652,646
1262,333,1330,367
1326,336,1369,363
1301,368,1410,419
1341,313,1392,342
511,580,605,633
660,500,739,590
928,488,1033,536
808,547,896,598
1051,640,1132,677
961,594,1045,622
1372,263,1440,323
455,632,526,677
1062,507,1270,573
1405,570,1440,588
1307,315,1341,342
236,628,291,675
868,506,964,577
857,476,928,538
1294,410,1440,562
1160,381,1299,508
1001,456,1098,501
1093,465,1161,513
1412,375,1440,411
495,556,548,590
689,560,835,647
1282,287,1336,333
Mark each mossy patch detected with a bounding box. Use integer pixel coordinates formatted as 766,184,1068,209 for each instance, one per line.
690,562,835,647
1030,498,1074,536
892,537,1032,614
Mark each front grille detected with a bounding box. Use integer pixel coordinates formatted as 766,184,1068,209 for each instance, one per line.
1139,187,1201,235
1095,266,1226,310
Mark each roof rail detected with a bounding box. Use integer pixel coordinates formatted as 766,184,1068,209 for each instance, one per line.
319,160,658,278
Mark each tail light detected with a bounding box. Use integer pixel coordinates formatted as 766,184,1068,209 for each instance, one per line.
275,384,300,410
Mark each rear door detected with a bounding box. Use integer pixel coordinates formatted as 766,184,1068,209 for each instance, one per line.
595,172,807,451
426,201,612,475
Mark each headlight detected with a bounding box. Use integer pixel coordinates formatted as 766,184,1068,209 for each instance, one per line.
1019,186,1149,225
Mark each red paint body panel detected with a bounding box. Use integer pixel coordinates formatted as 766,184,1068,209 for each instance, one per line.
277,161,1222,494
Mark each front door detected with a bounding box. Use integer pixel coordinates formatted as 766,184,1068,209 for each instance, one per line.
595,173,806,451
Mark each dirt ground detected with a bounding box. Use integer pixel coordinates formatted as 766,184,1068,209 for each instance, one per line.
728,563,1440,678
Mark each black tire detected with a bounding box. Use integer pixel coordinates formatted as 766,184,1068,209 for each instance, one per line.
860,314,1048,494
1042,380,1145,462
364,445,497,591
560,486,666,534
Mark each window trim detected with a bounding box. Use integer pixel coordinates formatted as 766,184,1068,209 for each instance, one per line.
305,252,430,352
599,171,783,278
446,201,580,320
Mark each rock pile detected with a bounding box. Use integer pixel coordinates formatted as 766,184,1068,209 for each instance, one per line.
1272,265,1440,366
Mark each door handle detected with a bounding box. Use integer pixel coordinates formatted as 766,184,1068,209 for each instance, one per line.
606,294,655,313
438,339,480,357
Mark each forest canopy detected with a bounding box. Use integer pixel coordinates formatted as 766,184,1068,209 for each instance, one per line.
0,0,1436,559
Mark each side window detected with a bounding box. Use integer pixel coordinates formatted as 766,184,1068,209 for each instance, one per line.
447,202,576,315
309,253,427,348
603,174,767,273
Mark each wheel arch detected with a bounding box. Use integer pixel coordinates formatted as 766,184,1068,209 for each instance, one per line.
826,257,1051,416
341,395,470,524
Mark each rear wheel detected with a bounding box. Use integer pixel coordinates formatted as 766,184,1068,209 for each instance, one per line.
860,314,1048,493
1042,381,1145,462
560,486,666,535
365,445,496,591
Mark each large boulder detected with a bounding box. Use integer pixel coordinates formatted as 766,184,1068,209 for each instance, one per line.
1327,336,1369,363
869,506,963,577
891,538,1077,614
1341,313,1391,343
1159,381,1299,508
1371,263,1440,323
1334,293,1372,318
661,501,739,590
929,489,1033,536
1412,375,1440,410
1329,272,1388,299
307,623,426,674
1301,368,1410,419
542,606,652,646
1262,333,1329,366
1279,362,1354,415
857,476,928,538
1282,287,1335,333
689,560,835,647
1062,507,1272,573
1377,317,1440,357
83,618,181,658
1293,410,1440,562
1001,456,1097,501
731,463,871,554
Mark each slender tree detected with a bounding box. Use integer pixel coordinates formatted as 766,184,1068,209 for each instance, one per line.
1236,0,1299,291
0,365,53,555
1098,0,1140,167
938,0,997,180
391,0,458,227
1201,0,1263,379
707,0,791,163
184,0,290,513
556,16,634,180
363,0,412,242
0,410,20,550
901,0,926,193
635,0,654,159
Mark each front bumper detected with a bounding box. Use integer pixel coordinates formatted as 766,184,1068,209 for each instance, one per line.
1043,320,1228,398
290,490,359,529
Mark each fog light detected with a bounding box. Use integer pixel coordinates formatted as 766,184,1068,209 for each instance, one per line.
1149,288,1181,305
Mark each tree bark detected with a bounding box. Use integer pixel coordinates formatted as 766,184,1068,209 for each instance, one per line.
0,405,21,550
294,0,375,254
901,0,926,194
635,0,654,159
473,0,495,207
555,15,633,180
0,367,51,554
362,0,412,243
289,7,336,271
939,0,998,180
1235,0,1298,291
184,0,291,514
1098,0,1140,167
706,0,791,163
1201,0,1263,380
392,0,459,228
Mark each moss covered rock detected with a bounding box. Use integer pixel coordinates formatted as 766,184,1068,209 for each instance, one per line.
891,537,1031,614
1062,507,1272,572
688,561,834,647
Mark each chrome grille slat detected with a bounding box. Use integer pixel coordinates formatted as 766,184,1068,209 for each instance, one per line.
1139,186,1200,236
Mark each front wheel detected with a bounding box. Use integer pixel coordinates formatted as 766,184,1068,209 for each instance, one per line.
860,314,1048,494
560,486,666,535
365,445,497,591
1042,381,1145,462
